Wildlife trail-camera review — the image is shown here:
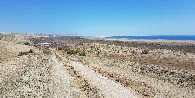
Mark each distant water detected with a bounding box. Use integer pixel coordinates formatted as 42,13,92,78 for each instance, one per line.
105,35,195,41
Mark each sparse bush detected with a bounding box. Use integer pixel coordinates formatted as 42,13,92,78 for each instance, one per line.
79,51,86,56
66,48,81,55
97,51,101,55
43,49,52,55
67,49,77,55
18,49,35,56
24,42,30,45
18,52,28,56
75,48,80,53
142,49,149,54
90,46,95,48
64,48,69,51
29,49,34,53
58,47,62,50
113,41,124,43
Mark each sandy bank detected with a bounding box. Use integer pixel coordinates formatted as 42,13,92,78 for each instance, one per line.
105,38,195,45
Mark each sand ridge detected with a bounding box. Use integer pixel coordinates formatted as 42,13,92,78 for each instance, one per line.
105,38,195,45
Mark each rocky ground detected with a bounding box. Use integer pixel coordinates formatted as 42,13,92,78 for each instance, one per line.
1,33,195,98
64,55,195,98
0,33,85,97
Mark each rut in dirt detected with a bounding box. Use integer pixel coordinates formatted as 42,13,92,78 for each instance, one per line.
55,52,139,98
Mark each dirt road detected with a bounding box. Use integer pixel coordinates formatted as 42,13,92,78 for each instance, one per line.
1,33,194,98
51,55,86,98
55,52,139,98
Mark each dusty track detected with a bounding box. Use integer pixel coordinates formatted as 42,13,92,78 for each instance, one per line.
50,55,86,98
55,52,138,98
1,33,194,97
67,55,195,98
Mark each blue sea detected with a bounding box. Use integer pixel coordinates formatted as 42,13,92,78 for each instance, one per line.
105,35,195,41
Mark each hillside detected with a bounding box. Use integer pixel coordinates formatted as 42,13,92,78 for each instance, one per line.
0,33,195,98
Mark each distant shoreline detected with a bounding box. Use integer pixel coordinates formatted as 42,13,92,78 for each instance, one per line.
105,35,195,41
106,38,195,41
105,38,195,46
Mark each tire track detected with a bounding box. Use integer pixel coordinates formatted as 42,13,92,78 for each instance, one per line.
89,66,157,97
63,62,104,98
54,52,103,98
51,56,86,98
55,52,139,98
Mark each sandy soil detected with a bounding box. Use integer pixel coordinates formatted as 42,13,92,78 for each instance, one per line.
56,52,138,98
0,34,85,98
50,55,86,98
106,38,195,45
0,48,85,97
1,33,195,98
0,55,53,97
66,55,195,98
70,61,138,98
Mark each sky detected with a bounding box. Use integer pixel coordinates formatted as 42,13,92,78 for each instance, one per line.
0,0,195,36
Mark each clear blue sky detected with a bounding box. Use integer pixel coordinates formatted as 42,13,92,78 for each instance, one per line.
0,0,195,36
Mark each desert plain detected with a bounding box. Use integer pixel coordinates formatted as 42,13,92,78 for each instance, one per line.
0,33,195,98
